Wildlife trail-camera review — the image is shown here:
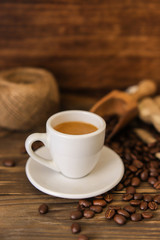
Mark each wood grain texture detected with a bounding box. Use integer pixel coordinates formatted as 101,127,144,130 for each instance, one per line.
0,1,160,91
0,94,160,240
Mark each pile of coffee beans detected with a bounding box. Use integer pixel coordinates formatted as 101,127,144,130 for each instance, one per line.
69,116,160,237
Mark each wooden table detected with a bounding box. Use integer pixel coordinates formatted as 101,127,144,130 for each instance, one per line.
0,96,160,240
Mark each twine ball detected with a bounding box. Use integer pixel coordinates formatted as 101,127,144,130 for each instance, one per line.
0,67,60,130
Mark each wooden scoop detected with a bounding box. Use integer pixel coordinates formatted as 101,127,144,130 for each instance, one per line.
90,80,157,141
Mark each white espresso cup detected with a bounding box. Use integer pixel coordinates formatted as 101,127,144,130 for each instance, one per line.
25,110,106,178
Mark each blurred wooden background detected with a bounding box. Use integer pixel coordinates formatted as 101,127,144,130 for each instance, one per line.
0,0,160,108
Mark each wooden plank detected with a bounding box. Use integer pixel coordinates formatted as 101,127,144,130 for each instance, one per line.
0,116,160,239
0,1,160,90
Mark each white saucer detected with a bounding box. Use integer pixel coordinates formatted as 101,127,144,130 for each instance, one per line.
25,146,124,199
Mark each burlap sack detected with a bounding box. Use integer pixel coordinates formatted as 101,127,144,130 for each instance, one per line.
0,67,60,130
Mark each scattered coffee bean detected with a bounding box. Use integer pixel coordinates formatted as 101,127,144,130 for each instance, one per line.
122,193,133,201
79,199,92,208
154,181,160,190
105,209,115,219
150,170,159,177
77,204,85,212
131,177,141,187
126,186,136,194
108,205,121,210
90,205,103,213
143,195,152,202
124,205,136,213
116,183,124,191
117,209,130,218
135,169,143,176
70,211,83,220
131,213,142,221
140,201,148,210
104,194,113,203
128,165,137,172
134,193,143,200
3,159,15,167
140,170,149,181
141,212,153,219
124,179,131,187
130,200,141,206
148,177,157,185
158,176,160,181
38,204,48,214
93,199,107,207
149,161,159,168
113,214,127,225
132,159,143,168
148,201,158,210
128,173,134,179
83,210,95,219
78,234,89,240
71,223,81,234
153,195,160,204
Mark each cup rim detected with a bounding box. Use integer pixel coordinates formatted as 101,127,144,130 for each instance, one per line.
46,110,106,139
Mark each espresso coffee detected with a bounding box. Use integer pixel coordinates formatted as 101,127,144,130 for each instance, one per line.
54,121,98,135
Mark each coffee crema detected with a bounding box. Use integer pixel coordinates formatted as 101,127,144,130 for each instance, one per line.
53,121,98,135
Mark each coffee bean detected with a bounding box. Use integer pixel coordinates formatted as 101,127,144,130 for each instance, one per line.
128,173,134,179
131,213,142,221
141,212,153,219
124,205,136,213
105,209,115,219
77,204,85,212
148,201,158,210
149,161,159,168
126,186,136,194
83,210,95,219
108,205,121,210
135,168,143,176
116,183,124,191
90,205,102,213
78,234,89,240
38,204,48,214
131,177,141,187
117,209,130,218
158,176,160,181
153,195,160,204
140,201,148,210
132,159,143,168
3,159,15,167
130,200,141,206
104,194,113,203
79,199,92,208
93,199,107,207
128,165,137,172
134,193,143,200
113,214,127,225
71,223,81,234
150,170,159,177
143,195,153,202
124,179,131,187
154,181,160,190
148,177,157,185
122,193,133,201
140,170,149,181
70,211,83,220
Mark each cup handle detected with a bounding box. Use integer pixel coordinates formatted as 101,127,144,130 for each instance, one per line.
25,133,60,172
